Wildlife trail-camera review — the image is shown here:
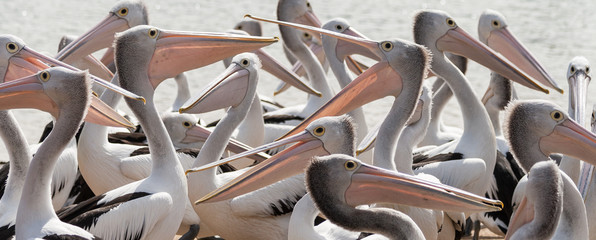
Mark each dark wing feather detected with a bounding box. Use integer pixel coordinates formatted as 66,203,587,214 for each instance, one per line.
482,151,519,234
0,224,15,240
0,162,8,199
43,234,101,240
108,132,147,146
263,114,304,124
412,152,464,170
58,192,151,230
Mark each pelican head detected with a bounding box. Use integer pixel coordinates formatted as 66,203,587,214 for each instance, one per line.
307,154,503,214
505,100,596,172
55,0,148,63
478,9,561,93
481,72,512,109
322,18,378,71
277,0,322,51
161,112,201,148
505,160,563,240
413,10,548,93
566,56,591,124
179,53,261,114
191,115,356,204
0,67,128,128
114,25,277,98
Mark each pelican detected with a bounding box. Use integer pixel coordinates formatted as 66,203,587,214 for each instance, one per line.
55,0,148,64
261,0,333,123
0,68,125,239
504,161,563,240
305,154,503,240
56,26,278,240
503,100,595,239
0,34,136,210
183,51,355,239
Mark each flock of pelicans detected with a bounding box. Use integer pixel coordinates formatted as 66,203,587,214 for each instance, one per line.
1,0,596,239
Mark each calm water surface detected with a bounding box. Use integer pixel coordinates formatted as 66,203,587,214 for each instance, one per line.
1,0,595,160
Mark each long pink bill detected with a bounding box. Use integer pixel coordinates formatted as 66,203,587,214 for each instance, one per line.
539,118,596,165
192,130,327,204
345,161,504,212
486,27,562,93
436,27,549,94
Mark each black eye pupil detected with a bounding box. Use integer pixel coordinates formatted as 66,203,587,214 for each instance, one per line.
121,9,126,14
242,60,248,65
554,112,561,119
336,25,342,30
315,127,323,133
385,43,391,48
8,44,15,50
346,161,355,168
237,26,242,29
571,67,575,72
42,73,47,79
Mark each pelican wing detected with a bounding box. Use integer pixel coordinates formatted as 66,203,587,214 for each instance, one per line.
230,174,306,217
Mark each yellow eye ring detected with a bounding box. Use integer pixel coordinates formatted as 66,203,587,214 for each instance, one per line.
313,126,325,136
117,7,128,17
148,28,158,39
240,58,250,67
446,18,456,27
570,66,576,74
550,110,564,121
183,121,192,128
492,20,500,28
344,160,357,170
6,42,18,53
39,71,50,82
381,41,393,52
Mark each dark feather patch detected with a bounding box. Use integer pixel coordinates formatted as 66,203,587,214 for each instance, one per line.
0,224,15,240
268,194,304,216
412,152,464,170
206,119,219,128
39,121,85,144
108,132,147,146
505,152,526,180
482,151,519,235
263,114,304,124
68,171,96,204
0,162,9,199
58,192,151,230
43,234,101,240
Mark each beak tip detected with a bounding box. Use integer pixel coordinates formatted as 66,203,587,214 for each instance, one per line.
273,36,280,42
244,14,253,19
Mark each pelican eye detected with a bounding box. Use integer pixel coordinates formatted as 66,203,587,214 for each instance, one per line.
550,110,564,121
381,41,393,52
148,28,158,39
336,25,343,31
586,67,590,74
446,18,456,27
240,59,250,67
303,32,311,39
117,7,128,17
492,20,500,28
6,42,18,53
306,1,311,9
313,126,325,136
235,25,242,30
183,121,192,128
39,71,50,82
570,66,576,74
344,160,357,170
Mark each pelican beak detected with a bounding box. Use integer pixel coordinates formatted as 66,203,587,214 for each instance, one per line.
345,56,368,75
539,118,596,164
504,195,535,240
248,15,382,61
292,9,323,42
55,13,129,63
148,30,277,89
192,130,327,204
280,61,401,139
100,47,115,67
179,63,249,114
569,70,590,125
9,46,145,102
180,123,270,163
333,27,381,62
254,49,321,97
77,54,115,81
436,27,549,94
481,85,494,105
345,162,503,212
356,122,381,156
486,27,562,93
0,72,133,128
